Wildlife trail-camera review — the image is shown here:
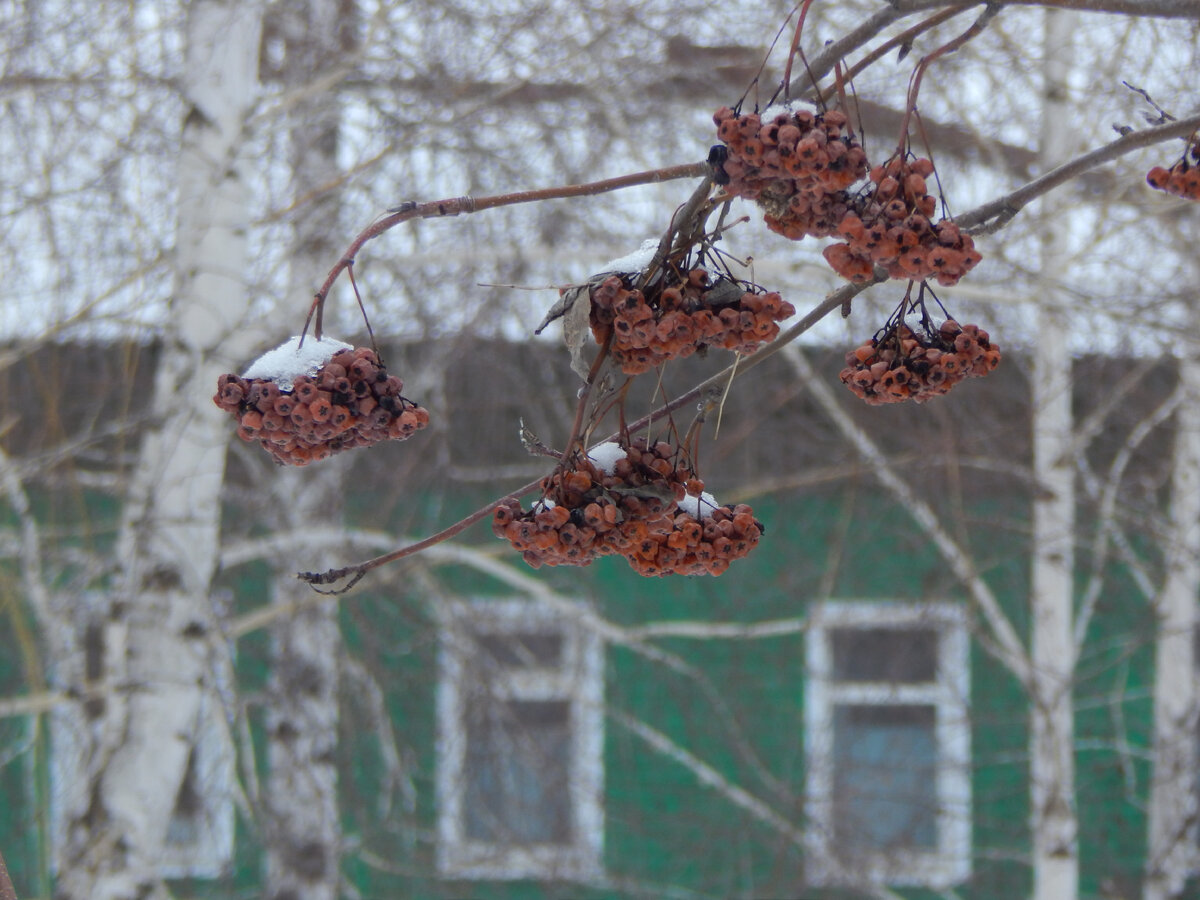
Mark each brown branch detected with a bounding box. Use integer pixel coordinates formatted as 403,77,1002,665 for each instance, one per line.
896,0,1200,16
894,3,1002,154
299,162,709,342
816,6,969,108
802,0,1197,104
958,111,1200,233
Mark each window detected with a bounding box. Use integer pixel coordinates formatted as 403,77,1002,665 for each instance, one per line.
804,602,970,889
437,599,604,880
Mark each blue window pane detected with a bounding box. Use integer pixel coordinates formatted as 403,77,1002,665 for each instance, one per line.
832,704,938,852
464,699,572,844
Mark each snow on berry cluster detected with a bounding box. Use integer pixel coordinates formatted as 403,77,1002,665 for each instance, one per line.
1147,142,1200,201
823,156,982,286
588,268,796,374
840,318,1000,405
214,339,428,465
714,104,868,239
492,438,762,576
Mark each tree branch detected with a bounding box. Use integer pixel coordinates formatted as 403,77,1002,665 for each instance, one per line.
302,162,709,340
959,112,1200,233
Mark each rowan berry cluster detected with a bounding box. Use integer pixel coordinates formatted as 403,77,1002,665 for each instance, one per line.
839,318,1001,405
1147,142,1200,200
626,501,763,577
714,105,868,239
714,105,983,286
213,346,429,465
823,156,982,286
589,269,796,374
492,438,761,575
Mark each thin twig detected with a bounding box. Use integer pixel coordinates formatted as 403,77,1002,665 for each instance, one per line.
894,3,1002,155
298,162,709,344
816,6,967,107
781,0,818,101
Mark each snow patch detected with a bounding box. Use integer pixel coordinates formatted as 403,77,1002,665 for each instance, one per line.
587,441,627,475
760,99,809,123
595,239,658,276
532,498,557,513
679,490,719,519
242,335,353,392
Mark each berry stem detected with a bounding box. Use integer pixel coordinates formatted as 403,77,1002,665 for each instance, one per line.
558,333,614,472
299,161,710,346
781,0,818,100
894,3,1002,155
815,6,967,107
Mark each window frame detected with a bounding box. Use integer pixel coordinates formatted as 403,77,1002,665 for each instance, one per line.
436,598,604,881
804,601,970,889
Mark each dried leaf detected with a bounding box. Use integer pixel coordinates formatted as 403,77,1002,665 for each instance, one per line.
703,276,745,308
534,285,582,335
561,283,595,380
607,482,678,504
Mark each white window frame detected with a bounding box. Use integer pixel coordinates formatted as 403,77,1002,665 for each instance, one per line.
804,601,970,889
436,598,604,880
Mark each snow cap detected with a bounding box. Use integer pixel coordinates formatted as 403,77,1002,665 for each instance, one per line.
760,98,810,123
587,441,628,475
242,335,353,392
679,490,719,519
595,239,658,276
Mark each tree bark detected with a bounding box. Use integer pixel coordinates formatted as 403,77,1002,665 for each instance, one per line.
53,2,263,898
1029,9,1080,900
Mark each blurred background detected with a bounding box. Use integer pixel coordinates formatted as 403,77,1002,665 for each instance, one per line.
1,1,1199,898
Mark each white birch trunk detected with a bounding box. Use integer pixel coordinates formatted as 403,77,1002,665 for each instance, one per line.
1029,10,1079,900
1143,343,1200,900
54,2,263,897
262,3,350,896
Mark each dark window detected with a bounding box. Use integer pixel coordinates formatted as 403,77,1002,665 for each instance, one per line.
830,628,938,683
832,704,939,853
464,699,572,844
476,633,564,669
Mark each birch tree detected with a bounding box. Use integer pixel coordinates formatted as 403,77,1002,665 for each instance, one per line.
1028,10,1081,899
53,2,264,898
